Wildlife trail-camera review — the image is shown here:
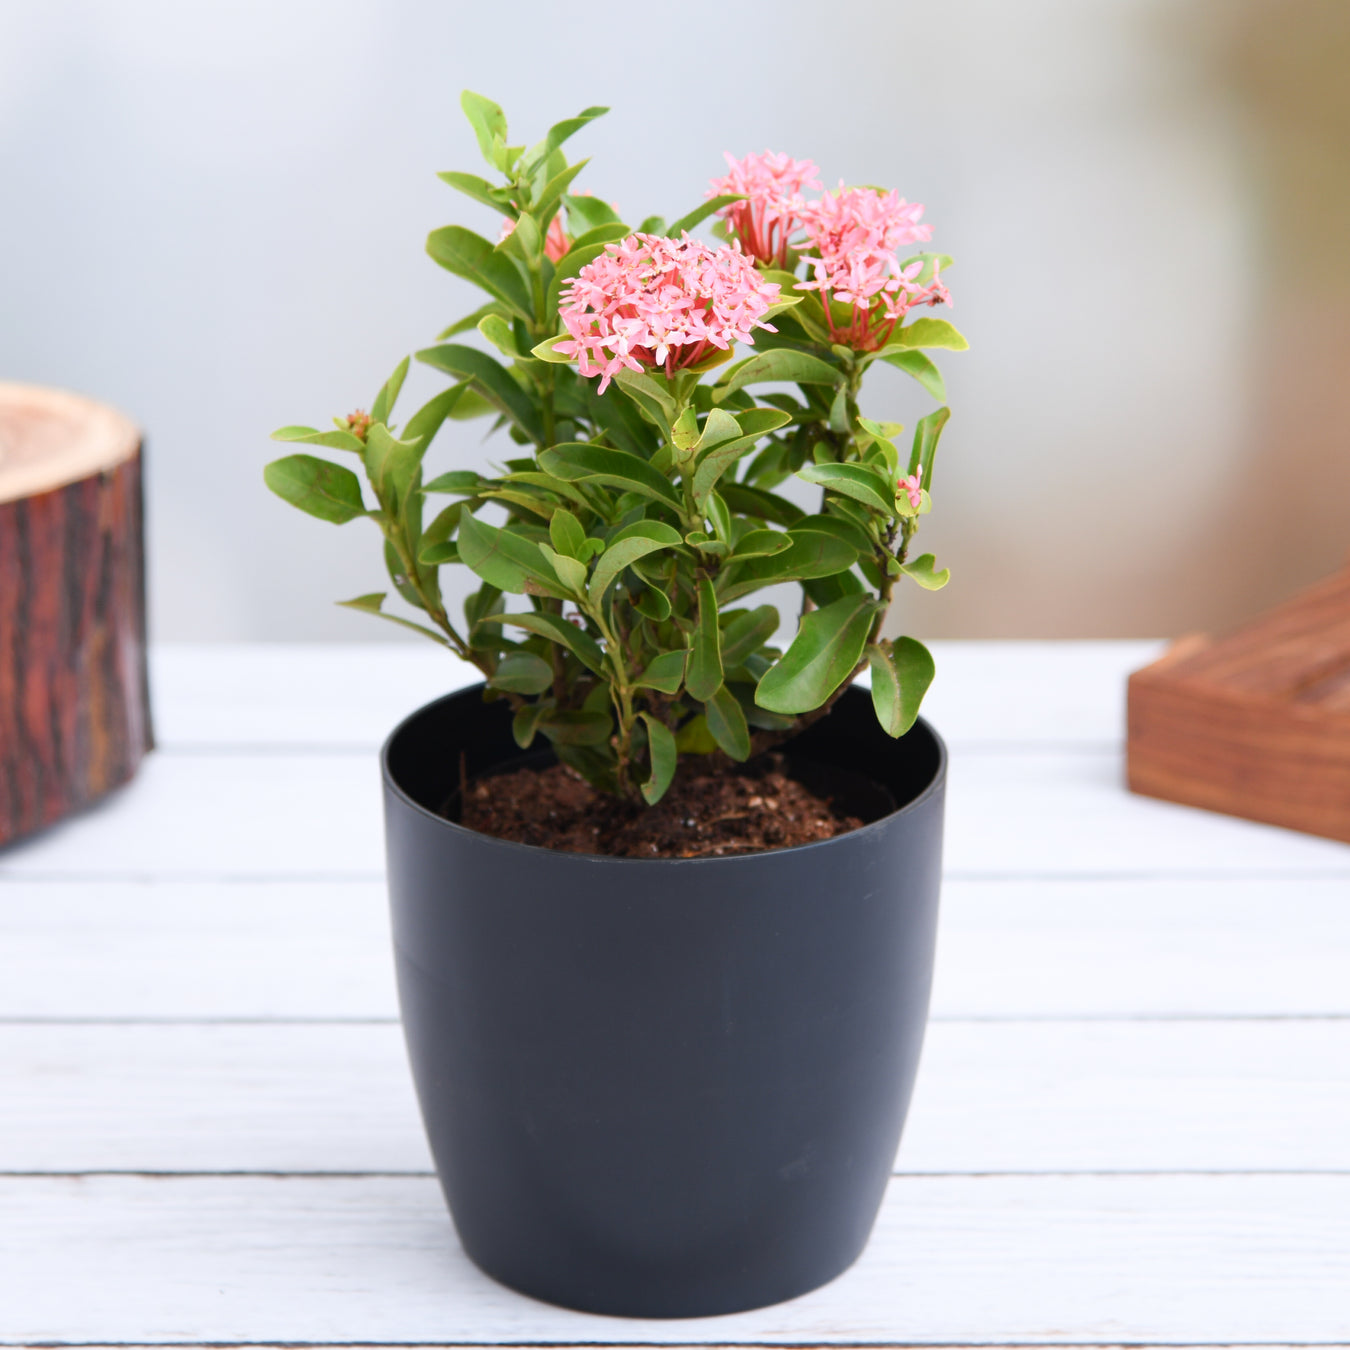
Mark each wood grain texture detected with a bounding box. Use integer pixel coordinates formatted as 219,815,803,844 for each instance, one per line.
1128,567,1350,842
0,385,152,847
4,877,1350,1022
4,1019,1348,1176
0,1174,1346,1344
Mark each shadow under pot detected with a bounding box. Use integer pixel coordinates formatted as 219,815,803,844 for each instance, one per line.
381,682,946,1318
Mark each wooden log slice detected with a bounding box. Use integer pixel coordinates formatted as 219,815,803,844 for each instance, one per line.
0,383,153,848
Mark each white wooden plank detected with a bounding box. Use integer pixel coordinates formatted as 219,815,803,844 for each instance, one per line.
0,1174,1345,1343
3,1020,1348,1176
149,641,1164,752
3,747,1347,880
3,878,1348,1022
0,882,397,1020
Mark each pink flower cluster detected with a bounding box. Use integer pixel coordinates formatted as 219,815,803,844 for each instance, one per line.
706,151,821,270
711,155,952,351
896,470,924,510
796,185,949,348
556,233,780,393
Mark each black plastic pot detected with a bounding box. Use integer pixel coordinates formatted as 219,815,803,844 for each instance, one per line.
381,683,946,1318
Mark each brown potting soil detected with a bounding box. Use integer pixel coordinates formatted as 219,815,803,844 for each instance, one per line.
457,754,868,858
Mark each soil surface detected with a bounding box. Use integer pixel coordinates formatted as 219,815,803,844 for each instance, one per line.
458,754,869,858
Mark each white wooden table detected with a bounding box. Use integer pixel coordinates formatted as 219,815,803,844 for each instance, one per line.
2,641,1348,1347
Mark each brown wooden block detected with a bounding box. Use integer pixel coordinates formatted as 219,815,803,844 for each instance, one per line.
1127,566,1350,843
0,383,153,848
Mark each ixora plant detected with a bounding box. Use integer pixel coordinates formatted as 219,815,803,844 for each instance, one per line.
265,93,965,808
265,94,961,1320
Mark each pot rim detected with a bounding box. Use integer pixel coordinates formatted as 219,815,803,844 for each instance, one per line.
380,682,947,867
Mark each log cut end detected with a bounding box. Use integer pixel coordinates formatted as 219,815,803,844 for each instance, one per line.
0,383,153,848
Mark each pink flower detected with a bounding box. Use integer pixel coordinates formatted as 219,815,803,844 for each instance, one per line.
497,214,571,263
897,470,924,510
555,233,781,393
797,185,950,350
708,150,821,268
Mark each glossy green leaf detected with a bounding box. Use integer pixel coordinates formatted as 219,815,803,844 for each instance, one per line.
634,586,672,622
539,443,682,509
416,343,543,443
436,170,515,214
755,594,876,714
477,314,524,360
425,225,533,320
513,701,546,749
667,194,743,236
489,651,554,695
336,592,444,642
635,649,687,694
796,461,896,516
732,529,791,561
638,713,677,804
894,317,969,351
565,192,623,234
901,553,950,590
270,425,367,454
264,454,366,524
719,482,805,526
686,576,723,702
363,423,425,517
538,544,588,596
690,407,793,503
718,530,859,602
534,159,591,224
713,349,839,402
908,406,951,490
457,512,565,597
538,710,612,746
422,470,484,495
877,347,946,400
548,508,587,559
705,685,750,761
720,605,780,668
675,714,718,754
401,384,474,451
460,90,508,166
587,520,682,605
481,608,606,674
867,637,934,737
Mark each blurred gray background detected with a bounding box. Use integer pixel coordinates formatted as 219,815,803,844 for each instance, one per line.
2,0,1347,641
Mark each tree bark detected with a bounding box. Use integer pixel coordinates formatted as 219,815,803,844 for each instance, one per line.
0,383,153,847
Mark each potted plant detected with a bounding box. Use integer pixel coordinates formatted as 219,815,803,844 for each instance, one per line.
265,93,964,1318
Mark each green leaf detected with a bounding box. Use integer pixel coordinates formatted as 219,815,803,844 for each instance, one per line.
425,225,533,320
548,508,587,559
612,367,677,431
730,529,790,561
895,317,969,351
720,605,780,668
401,384,473,450
363,423,425,517
422,469,484,495
690,407,793,504
532,105,607,164
713,349,839,402
634,586,672,622
755,594,876,715
419,542,459,565
637,214,667,234
538,443,682,510
718,530,859,602
489,651,555,695
457,512,565,597
436,170,516,214
908,406,951,490
587,520,682,605
877,348,946,401
538,544,588,597
271,425,365,454
481,609,606,674
667,194,743,236
437,302,510,341
638,713,677,804
565,192,623,235
336,592,445,642
478,314,524,360
901,553,950,590
867,637,934,737
796,461,897,516
534,159,591,224
513,702,546,749
416,343,543,443
705,685,751,761
687,576,723,702
636,649,687,694
264,454,366,524
675,714,718,754
461,90,508,168
538,710,612,747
